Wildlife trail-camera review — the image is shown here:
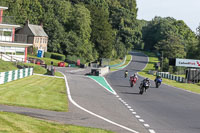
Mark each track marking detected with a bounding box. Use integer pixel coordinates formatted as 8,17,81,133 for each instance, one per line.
87,76,117,95
139,119,145,122
62,73,139,133
135,115,141,118
127,106,132,109
132,112,137,114
144,124,150,127
149,129,156,133
129,109,134,111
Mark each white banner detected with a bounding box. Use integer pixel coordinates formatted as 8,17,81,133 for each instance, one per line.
176,58,200,68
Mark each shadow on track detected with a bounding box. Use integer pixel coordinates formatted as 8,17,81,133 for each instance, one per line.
120,92,140,95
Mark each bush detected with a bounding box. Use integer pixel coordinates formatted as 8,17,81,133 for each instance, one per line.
66,55,86,64
44,52,52,58
51,53,65,61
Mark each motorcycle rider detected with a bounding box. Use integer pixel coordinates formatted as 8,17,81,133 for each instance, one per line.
139,78,151,91
129,73,138,86
124,70,128,78
130,73,138,81
154,75,162,82
154,75,162,87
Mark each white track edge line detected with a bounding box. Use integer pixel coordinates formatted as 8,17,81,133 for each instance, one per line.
62,73,139,133
103,77,117,95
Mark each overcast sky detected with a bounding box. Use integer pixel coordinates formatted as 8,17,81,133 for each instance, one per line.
136,0,200,32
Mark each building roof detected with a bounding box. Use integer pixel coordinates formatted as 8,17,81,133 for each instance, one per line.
28,24,48,37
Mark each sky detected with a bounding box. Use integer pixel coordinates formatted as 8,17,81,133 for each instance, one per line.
136,0,200,32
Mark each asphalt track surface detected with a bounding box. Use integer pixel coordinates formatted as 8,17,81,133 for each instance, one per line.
1,52,200,133
106,52,200,133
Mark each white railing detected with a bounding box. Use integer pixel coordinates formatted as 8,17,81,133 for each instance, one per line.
0,53,24,62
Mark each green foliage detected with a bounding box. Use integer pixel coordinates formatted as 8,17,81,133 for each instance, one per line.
44,52,52,58
155,34,186,58
162,58,169,72
67,55,86,64
88,4,115,59
143,17,198,60
32,47,38,56
108,0,142,57
51,53,65,61
195,25,200,59
1,0,139,61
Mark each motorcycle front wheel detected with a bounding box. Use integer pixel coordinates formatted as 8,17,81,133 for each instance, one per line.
139,87,144,95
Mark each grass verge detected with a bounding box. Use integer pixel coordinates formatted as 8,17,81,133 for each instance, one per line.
137,51,200,94
0,59,63,77
0,75,68,111
0,111,114,133
110,55,132,71
0,60,18,72
28,55,68,66
23,63,63,77
109,58,123,66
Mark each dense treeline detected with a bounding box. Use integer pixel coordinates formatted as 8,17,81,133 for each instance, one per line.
0,0,200,67
141,17,200,72
0,0,142,62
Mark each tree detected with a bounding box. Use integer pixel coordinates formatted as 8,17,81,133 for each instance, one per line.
88,5,115,59
65,4,94,61
143,17,198,59
195,25,200,59
108,0,142,56
155,34,186,59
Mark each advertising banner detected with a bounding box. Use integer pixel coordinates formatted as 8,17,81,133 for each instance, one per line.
176,58,200,68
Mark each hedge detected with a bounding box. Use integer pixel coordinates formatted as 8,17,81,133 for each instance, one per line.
66,55,86,64
51,53,65,61
44,52,52,58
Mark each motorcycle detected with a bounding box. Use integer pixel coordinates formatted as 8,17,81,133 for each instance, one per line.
155,78,162,88
124,72,128,78
139,81,150,95
130,77,137,87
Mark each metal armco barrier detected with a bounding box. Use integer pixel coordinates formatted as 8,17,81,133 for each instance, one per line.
156,72,185,83
0,68,33,85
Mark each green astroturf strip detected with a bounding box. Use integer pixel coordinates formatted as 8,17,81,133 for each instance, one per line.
88,76,115,94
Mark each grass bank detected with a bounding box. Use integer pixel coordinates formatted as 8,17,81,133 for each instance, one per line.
0,60,18,72
28,55,68,66
0,75,68,111
138,51,200,94
110,55,132,71
23,63,63,77
0,112,114,133
0,59,63,77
